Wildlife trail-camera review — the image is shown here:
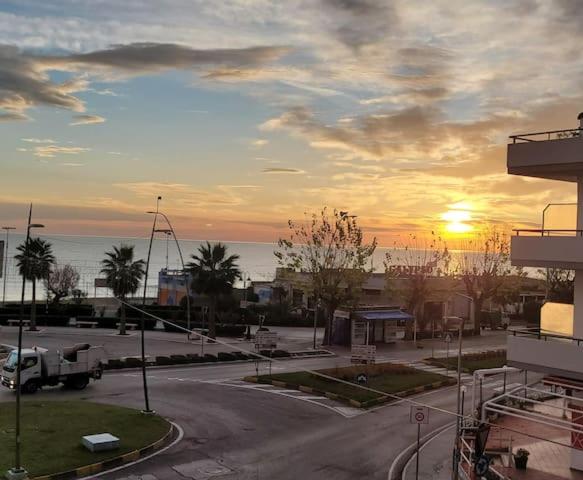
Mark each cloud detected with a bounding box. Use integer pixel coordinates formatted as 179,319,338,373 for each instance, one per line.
21,138,55,144
251,139,268,147
69,114,106,126
319,0,398,50
0,42,290,122
33,145,90,158
261,167,305,174
59,162,85,167
50,43,291,75
0,45,86,120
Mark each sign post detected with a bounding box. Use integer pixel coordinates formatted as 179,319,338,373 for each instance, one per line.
445,333,452,376
410,406,429,480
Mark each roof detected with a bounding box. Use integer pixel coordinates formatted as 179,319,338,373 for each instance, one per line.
354,310,413,321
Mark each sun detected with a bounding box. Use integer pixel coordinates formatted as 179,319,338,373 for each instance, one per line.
441,209,474,234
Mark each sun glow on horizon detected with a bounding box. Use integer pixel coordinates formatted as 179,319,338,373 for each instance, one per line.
442,208,474,235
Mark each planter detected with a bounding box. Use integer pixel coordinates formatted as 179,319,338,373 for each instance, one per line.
514,455,528,470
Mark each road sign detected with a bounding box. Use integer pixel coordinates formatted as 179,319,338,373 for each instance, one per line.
474,455,490,476
356,373,368,385
255,331,277,350
350,344,376,364
409,406,429,425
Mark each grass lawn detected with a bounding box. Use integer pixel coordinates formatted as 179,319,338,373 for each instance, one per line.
0,400,170,476
258,363,448,403
426,350,506,373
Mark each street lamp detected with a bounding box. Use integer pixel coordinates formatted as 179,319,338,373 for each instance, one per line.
452,292,473,480
146,210,191,334
138,196,162,415
7,205,43,480
2,226,16,306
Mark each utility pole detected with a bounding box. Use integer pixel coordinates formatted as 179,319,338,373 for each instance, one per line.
2,226,15,306
8,204,44,480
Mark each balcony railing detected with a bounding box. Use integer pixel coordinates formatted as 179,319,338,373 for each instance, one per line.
513,228,583,237
509,128,581,143
510,327,583,346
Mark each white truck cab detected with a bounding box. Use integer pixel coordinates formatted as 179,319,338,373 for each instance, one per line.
1,344,106,394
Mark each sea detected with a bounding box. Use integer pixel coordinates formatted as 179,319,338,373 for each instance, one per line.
0,234,398,302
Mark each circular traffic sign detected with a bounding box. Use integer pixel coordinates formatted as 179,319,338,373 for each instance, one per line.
415,412,425,422
474,455,490,476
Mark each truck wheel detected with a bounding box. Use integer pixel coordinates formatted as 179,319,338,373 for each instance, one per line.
71,375,89,390
23,381,38,394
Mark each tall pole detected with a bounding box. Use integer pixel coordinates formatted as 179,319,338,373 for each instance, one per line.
415,423,421,480
9,205,40,479
453,320,464,480
139,196,160,414
313,297,319,350
2,226,15,306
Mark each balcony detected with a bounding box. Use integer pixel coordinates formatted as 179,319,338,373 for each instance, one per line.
508,128,583,181
507,328,583,381
511,229,583,269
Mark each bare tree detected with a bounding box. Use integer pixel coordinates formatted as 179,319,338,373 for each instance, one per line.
384,232,450,340
457,229,515,335
46,264,81,304
542,268,574,304
275,208,377,345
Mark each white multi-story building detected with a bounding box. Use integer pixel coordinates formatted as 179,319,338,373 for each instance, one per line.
505,114,583,470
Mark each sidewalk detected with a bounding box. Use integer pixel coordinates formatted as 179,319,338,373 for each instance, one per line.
403,425,455,480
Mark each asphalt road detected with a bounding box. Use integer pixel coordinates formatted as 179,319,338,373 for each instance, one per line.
0,344,523,480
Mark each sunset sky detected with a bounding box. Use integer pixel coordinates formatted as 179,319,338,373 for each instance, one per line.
1,0,582,245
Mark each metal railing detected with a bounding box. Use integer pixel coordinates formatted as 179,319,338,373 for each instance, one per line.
509,128,581,143
513,228,583,237
510,327,583,346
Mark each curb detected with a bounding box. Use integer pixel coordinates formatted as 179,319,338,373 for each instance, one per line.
31,421,176,480
244,377,457,409
387,422,455,480
105,351,336,374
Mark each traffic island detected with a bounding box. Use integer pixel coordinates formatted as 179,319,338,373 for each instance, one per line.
245,363,455,408
0,401,173,479
424,350,506,373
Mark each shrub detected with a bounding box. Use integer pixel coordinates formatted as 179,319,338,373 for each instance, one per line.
217,352,237,362
155,355,173,365
170,354,188,364
233,352,249,360
106,359,125,370
203,354,218,362
186,353,202,363
271,350,291,358
124,357,143,368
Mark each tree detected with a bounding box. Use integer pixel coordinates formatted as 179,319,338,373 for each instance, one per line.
187,242,241,339
275,208,377,345
46,264,80,304
15,237,55,331
457,229,515,335
543,268,574,304
384,232,450,341
100,244,145,335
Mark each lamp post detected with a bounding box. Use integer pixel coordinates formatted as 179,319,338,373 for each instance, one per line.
138,196,161,415
7,205,44,480
2,226,15,306
147,210,191,334
452,292,473,480
313,297,320,350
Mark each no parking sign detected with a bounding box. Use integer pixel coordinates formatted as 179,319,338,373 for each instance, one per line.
410,406,429,424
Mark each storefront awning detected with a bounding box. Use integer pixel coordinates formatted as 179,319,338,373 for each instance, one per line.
354,310,413,321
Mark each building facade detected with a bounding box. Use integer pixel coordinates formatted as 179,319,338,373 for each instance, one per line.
505,115,583,470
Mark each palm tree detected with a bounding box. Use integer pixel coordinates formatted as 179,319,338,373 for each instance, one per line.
15,237,55,331
187,242,241,339
100,244,145,335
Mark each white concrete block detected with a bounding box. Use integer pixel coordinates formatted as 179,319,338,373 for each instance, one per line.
82,433,120,452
